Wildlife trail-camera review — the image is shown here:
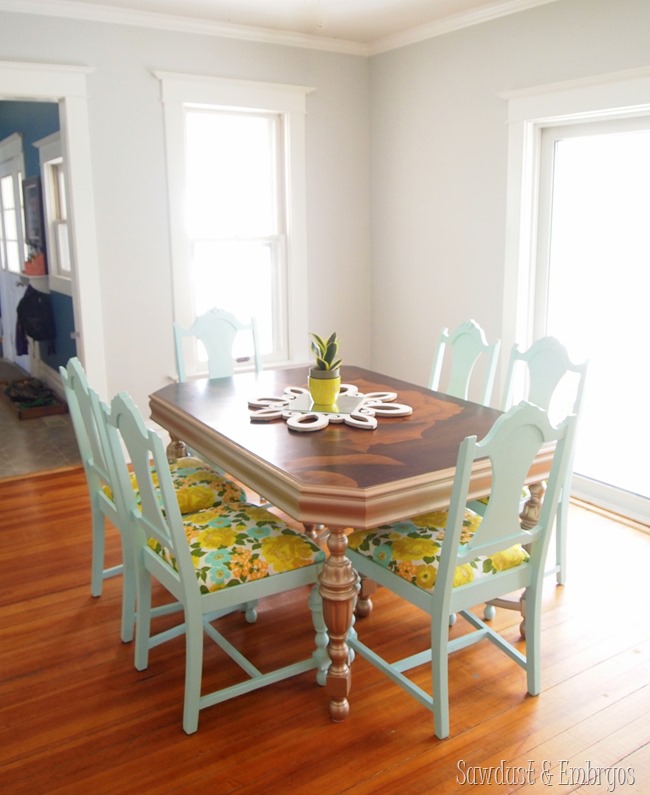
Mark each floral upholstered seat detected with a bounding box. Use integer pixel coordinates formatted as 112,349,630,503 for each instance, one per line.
148,501,325,594
167,457,245,512
348,508,528,593
111,455,246,515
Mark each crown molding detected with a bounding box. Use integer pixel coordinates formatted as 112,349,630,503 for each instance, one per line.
0,0,368,55
0,0,561,57
369,0,561,55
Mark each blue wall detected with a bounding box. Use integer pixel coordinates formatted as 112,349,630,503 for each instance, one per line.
0,100,76,369
0,101,60,178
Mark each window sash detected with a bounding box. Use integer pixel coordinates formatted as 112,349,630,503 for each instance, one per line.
157,71,312,378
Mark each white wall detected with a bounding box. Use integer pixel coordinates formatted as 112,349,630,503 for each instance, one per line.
0,10,370,412
2,0,650,413
369,0,650,402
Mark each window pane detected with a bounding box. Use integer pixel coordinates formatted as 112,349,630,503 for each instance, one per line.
55,221,72,273
1,174,14,208
54,162,67,220
3,210,17,240
1,175,22,273
5,239,21,272
191,239,276,356
185,110,278,239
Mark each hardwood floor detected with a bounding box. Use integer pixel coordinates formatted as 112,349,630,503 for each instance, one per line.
1,467,649,794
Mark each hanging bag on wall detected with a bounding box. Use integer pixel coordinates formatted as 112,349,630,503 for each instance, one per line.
16,284,56,352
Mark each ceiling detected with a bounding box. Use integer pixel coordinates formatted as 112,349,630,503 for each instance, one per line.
4,0,561,54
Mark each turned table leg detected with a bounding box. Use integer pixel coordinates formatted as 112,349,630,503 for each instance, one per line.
166,435,188,461
520,481,546,530
303,523,327,540
318,525,359,722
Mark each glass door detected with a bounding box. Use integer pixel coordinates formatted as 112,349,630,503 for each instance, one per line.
536,117,650,524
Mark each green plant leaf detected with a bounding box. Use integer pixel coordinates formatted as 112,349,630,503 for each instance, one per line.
309,331,341,369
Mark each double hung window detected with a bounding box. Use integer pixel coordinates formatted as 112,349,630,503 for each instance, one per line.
0,133,26,275
158,72,312,375
35,132,72,295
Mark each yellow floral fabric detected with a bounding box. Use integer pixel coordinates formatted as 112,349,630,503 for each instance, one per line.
166,457,245,513
148,502,325,594
348,508,529,593
104,456,245,514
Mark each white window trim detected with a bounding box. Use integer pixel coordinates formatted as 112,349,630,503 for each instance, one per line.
154,71,314,368
501,66,650,361
34,131,72,296
501,65,650,525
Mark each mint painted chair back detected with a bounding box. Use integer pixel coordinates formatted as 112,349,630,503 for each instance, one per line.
174,308,261,383
502,336,588,419
101,390,329,734
500,336,588,585
429,319,501,406
60,357,132,640
346,402,576,739
60,357,247,643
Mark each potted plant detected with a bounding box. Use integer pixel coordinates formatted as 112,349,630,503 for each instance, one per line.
308,331,342,408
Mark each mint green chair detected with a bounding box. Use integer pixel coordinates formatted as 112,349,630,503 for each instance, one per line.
100,390,328,734
486,336,588,585
346,402,576,739
173,307,261,383
60,357,246,642
429,319,500,406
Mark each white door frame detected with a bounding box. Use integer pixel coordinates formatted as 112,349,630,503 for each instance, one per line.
501,65,650,525
0,60,107,397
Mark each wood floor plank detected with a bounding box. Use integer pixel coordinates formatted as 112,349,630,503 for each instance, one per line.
1,468,649,794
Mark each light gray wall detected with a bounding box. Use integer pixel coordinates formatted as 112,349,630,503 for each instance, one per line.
369,0,650,400
0,10,370,411
1,0,650,412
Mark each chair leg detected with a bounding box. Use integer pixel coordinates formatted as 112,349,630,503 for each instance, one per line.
134,571,152,672
309,584,330,686
90,499,105,597
182,610,205,734
119,534,136,644
556,489,568,585
524,586,542,696
431,615,450,740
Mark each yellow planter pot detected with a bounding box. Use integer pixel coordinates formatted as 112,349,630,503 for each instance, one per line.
308,368,341,410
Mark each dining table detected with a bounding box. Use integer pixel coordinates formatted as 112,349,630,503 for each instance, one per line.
149,365,554,721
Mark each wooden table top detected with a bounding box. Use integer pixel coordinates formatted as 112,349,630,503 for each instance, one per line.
149,365,545,529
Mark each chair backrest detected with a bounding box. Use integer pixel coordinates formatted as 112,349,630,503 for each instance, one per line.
501,336,588,422
59,357,115,509
429,319,500,405
173,308,261,382
434,402,576,613
100,390,193,598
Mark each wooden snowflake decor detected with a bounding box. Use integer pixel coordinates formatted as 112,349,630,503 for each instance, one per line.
248,384,412,432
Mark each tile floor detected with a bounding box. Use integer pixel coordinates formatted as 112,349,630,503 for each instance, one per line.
0,389,82,478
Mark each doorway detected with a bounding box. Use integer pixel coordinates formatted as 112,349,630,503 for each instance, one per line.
0,60,107,398
536,117,650,523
